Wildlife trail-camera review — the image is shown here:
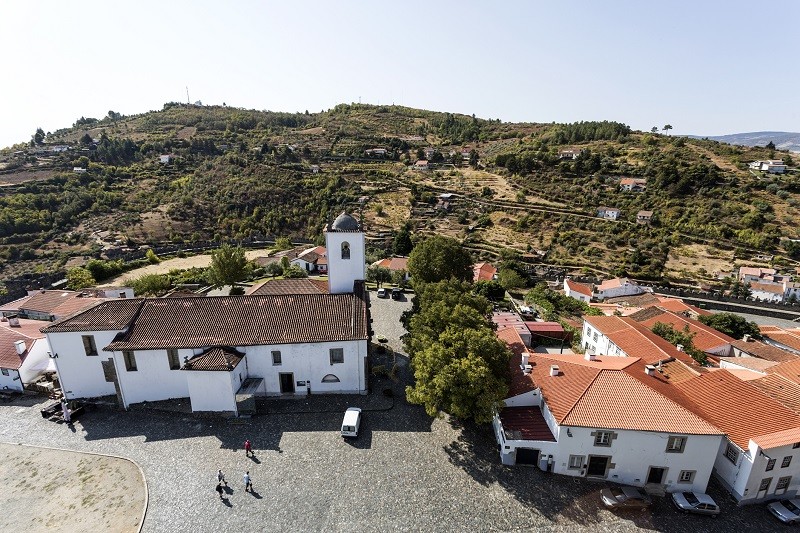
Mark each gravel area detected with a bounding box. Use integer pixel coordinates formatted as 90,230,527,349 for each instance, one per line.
0,292,784,531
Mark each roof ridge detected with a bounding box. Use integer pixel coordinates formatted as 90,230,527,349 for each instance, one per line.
560,367,605,423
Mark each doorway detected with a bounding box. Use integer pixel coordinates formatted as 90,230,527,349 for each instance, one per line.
516,448,540,465
279,373,295,394
647,466,667,484
587,455,610,478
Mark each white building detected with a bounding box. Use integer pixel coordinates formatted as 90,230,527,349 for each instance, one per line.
0,318,54,391
290,246,327,274
493,328,723,493
563,278,592,303
592,277,644,300
749,160,786,174
596,207,620,220
42,212,369,415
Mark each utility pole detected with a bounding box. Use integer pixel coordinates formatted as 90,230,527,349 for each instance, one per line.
186,86,190,105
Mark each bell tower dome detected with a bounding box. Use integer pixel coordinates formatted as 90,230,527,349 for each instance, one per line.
324,211,365,294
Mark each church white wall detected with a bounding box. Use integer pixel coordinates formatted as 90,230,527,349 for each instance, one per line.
187,371,237,413
47,330,120,399
244,339,367,394
325,230,365,294
19,337,52,384
112,348,190,407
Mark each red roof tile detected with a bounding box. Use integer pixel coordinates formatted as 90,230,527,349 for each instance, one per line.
634,310,735,352
0,328,40,369
565,279,592,297
473,262,497,282
182,346,244,371
41,300,144,333
372,257,409,272
731,339,798,362
499,406,556,441
248,278,329,295
750,374,800,414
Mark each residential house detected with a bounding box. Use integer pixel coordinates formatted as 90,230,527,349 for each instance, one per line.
559,149,581,160
750,282,786,302
365,148,388,158
749,160,787,174
730,337,798,363
593,277,644,300
42,212,369,415
739,267,778,283
310,165,320,174
492,313,532,347
0,290,118,322
563,278,592,303
371,256,410,280
159,154,176,164
473,262,497,282
290,246,328,274
73,167,87,174
620,178,647,192
636,210,653,225
525,322,570,347
0,318,54,391
596,207,620,220
760,326,800,356
413,160,430,171
493,328,723,493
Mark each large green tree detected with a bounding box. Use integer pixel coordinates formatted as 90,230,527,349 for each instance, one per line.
66,267,96,290
698,313,761,340
407,235,473,284
129,273,171,296
207,244,251,288
393,222,413,255
404,280,509,423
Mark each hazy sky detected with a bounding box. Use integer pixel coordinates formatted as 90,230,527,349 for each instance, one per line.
1,0,798,149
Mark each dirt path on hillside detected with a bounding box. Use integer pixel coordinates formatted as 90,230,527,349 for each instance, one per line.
104,248,274,286
0,443,145,532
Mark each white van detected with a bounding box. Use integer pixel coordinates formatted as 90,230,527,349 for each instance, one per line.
341,407,362,438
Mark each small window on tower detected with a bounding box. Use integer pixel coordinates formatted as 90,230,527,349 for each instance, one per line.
341,241,350,260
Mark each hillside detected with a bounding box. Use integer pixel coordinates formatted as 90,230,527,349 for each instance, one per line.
0,103,798,295
690,131,800,153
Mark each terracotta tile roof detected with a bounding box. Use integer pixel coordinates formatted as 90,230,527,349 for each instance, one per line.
731,339,797,362
768,359,800,384
565,279,592,297
750,374,800,414
605,292,660,306
739,267,776,279
750,282,784,295
0,317,46,339
563,370,720,435
0,295,30,313
524,322,564,333
761,327,800,353
51,296,110,318
248,279,329,295
674,370,800,449
721,357,778,372
372,257,409,272
717,368,767,381
41,300,144,333
627,306,666,322
472,262,497,282
498,327,537,397
104,290,368,351
0,327,40,369
654,298,712,317
499,406,556,441
182,346,244,371
18,290,79,314
635,310,735,352
753,427,800,449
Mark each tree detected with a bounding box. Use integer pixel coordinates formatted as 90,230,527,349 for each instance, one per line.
698,313,761,340
265,262,284,278
66,267,96,290
473,280,505,301
391,269,408,288
662,124,673,135
207,244,250,287
765,141,776,150
274,237,292,250
404,280,509,423
497,267,526,291
393,222,413,255
129,273,171,296
145,249,161,264
408,236,473,285
651,126,658,133
32,127,45,145
366,265,392,287
283,265,308,278
650,322,707,365
79,133,93,146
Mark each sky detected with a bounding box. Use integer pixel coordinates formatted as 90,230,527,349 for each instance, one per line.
1,0,798,149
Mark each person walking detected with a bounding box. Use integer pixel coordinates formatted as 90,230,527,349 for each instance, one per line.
243,471,252,493
215,482,224,499
217,469,227,486
61,399,71,424
244,439,253,457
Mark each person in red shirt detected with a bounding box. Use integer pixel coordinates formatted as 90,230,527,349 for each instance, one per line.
244,439,253,457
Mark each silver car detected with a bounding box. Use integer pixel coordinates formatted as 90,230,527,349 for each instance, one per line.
670,491,720,517
601,486,652,510
768,498,800,524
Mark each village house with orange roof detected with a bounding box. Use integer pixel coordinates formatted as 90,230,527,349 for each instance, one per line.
631,308,735,357
592,277,645,301
563,278,592,303
472,262,497,282
493,327,723,492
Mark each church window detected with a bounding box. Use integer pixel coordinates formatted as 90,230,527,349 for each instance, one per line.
341,242,350,260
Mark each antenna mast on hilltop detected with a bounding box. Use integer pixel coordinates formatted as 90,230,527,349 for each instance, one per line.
186,86,190,105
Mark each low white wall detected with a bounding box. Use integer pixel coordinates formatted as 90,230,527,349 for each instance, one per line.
47,330,120,399
187,371,236,412
113,348,190,406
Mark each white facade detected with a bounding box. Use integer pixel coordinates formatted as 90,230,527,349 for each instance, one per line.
593,279,644,300
109,348,192,407
47,330,121,399
0,337,52,392
714,438,800,504
185,362,247,414
245,340,367,395
325,228,365,294
494,392,721,493
563,279,591,303
582,322,626,356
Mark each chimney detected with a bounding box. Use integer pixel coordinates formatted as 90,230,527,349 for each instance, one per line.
550,365,560,377
645,364,656,376
521,353,530,368
522,364,532,375
8,316,20,327
676,344,684,352
585,353,597,362
743,334,751,343
14,340,26,355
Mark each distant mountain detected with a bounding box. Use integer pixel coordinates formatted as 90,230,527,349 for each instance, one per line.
689,131,800,153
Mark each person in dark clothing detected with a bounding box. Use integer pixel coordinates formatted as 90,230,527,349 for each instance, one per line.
215,482,224,499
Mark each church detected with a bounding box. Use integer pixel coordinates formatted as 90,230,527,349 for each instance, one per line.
41,212,369,415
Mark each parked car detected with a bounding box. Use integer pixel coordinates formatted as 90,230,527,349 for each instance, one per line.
376,288,388,298
340,407,362,438
768,498,800,524
600,486,652,510
391,287,403,300
670,492,720,517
